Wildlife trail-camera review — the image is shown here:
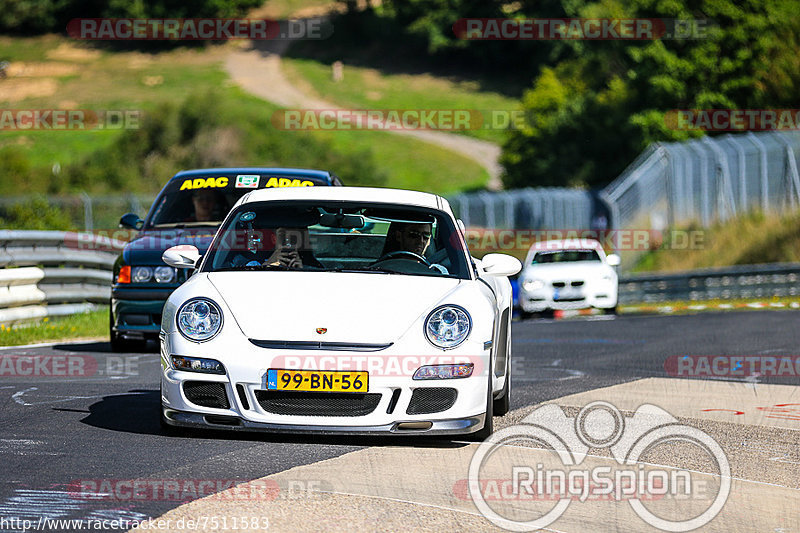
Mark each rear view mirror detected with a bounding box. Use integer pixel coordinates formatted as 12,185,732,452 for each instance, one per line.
481,253,522,277
319,213,365,229
163,245,201,269
119,213,143,230
607,254,621,266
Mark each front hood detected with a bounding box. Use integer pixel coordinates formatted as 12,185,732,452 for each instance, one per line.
123,228,217,265
522,262,610,281
208,272,461,343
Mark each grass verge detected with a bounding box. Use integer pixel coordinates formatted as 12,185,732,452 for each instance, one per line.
281,57,519,144
0,308,107,347
620,297,800,315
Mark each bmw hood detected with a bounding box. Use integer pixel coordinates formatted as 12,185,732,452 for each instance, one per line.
207,272,461,343
123,228,218,265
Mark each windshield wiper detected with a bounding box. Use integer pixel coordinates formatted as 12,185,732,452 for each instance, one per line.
323,266,397,274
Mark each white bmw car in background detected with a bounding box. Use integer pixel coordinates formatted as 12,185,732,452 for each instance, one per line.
159,187,520,438
517,239,620,316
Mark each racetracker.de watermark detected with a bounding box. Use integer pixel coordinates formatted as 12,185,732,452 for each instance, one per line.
461,229,705,254
453,18,711,40
0,354,138,378
67,18,332,41
0,109,140,130
666,109,800,131
467,401,730,531
271,109,527,131
665,355,800,378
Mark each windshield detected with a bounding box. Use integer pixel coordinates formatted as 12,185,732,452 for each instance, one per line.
202,201,470,279
532,250,601,264
145,173,329,228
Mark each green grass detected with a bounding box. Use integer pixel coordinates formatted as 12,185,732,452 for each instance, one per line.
282,57,520,144
0,308,107,346
0,36,488,195
620,296,800,315
633,211,800,273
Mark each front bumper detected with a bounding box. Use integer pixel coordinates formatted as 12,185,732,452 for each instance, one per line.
519,284,617,312
111,286,176,339
162,407,485,436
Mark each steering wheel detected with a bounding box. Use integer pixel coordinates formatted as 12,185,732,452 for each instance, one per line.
373,250,431,267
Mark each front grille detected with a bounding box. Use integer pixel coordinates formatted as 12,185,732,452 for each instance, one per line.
571,281,584,287
183,381,230,409
406,388,458,415
255,391,381,417
552,282,566,288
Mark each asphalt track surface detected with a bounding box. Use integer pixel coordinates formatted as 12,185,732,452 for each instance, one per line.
0,310,798,532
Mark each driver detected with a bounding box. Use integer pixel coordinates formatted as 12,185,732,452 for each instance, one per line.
382,222,432,257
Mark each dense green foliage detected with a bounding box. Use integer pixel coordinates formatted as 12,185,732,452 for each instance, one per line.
368,0,800,188
0,0,262,34
60,90,387,193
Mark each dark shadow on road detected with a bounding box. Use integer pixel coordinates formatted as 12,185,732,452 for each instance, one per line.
81,390,469,449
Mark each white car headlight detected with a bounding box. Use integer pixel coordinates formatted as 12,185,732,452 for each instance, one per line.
177,298,223,342
154,266,176,283
522,278,545,291
132,266,153,283
424,305,471,349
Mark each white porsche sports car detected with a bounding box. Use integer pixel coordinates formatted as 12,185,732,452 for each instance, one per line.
517,239,620,316
159,187,521,438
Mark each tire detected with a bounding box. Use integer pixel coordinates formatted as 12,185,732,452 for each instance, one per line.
109,309,146,352
466,372,494,441
603,306,618,315
493,372,511,416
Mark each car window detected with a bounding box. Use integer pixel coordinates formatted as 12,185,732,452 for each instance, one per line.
532,250,601,264
145,174,328,228
202,201,470,279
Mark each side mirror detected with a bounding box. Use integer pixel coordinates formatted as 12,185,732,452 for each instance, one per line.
163,245,201,269
481,253,522,277
119,213,144,230
606,254,621,267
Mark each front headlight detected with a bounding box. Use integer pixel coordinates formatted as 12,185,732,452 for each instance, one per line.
154,266,176,283
177,298,223,342
424,305,471,349
522,278,545,291
132,266,153,283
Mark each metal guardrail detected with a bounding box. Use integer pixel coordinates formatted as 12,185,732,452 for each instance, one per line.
619,262,800,304
0,230,123,325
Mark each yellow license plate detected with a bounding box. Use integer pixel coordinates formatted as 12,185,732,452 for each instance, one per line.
267,369,368,393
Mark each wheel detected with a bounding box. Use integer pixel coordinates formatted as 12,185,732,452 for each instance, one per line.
109,310,143,352
466,371,494,441
493,371,511,416
373,250,431,267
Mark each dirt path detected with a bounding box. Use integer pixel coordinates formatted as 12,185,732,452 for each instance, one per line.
225,45,503,190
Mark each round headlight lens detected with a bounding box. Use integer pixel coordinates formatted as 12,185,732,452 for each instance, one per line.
425,305,471,349
132,266,153,283
154,266,175,283
177,298,223,342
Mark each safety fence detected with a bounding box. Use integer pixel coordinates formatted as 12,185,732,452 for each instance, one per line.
0,230,122,325
618,262,800,304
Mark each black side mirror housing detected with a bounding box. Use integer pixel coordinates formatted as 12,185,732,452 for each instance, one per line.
119,213,144,230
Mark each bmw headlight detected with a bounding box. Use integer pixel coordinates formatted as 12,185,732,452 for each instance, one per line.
132,266,153,283
177,298,223,342
522,278,545,291
154,266,175,283
424,305,471,349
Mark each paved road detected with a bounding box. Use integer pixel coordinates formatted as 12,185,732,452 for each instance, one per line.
0,310,798,531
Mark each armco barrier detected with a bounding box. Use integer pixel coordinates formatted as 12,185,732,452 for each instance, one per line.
619,262,800,304
0,230,122,325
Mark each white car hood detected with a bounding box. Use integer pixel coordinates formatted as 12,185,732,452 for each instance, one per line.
523,262,610,281
208,272,461,343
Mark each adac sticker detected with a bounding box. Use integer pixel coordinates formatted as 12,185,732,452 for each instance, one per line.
236,175,260,188
240,211,256,222
264,177,316,188
180,177,228,190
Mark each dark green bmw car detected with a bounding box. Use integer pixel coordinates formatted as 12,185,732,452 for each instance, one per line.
110,167,342,351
